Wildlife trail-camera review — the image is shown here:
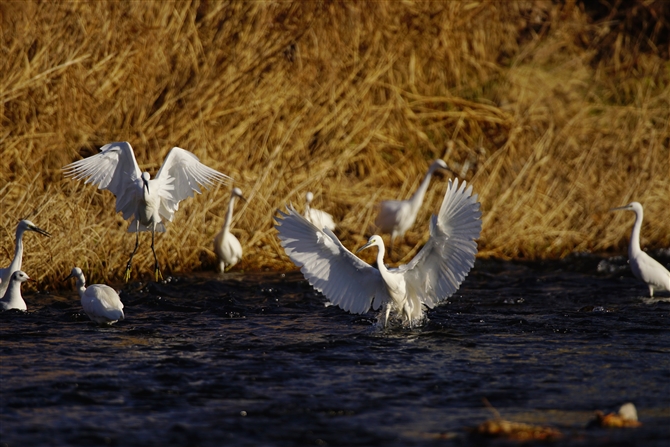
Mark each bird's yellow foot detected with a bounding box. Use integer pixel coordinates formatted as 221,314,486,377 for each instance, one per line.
124,265,132,283
155,267,163,282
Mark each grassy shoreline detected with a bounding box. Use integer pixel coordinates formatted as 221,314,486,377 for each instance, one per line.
1,1,668,287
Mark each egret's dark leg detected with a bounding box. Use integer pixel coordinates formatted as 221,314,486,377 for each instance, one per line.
151,227,163,282
124,221,140,282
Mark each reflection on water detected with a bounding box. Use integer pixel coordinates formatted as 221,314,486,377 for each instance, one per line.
1,256,669,446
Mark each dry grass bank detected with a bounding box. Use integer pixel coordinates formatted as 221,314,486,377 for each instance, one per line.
1,1,668,287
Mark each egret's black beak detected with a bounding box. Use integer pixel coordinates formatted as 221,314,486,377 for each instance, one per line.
356,241,373,254
29,225,51,237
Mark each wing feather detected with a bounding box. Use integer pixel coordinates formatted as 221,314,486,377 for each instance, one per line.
275,205,384,315
154,147,231,217
400,178,481,308
62,142,142,218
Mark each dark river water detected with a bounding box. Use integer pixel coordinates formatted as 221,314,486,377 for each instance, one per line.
1,255,669,447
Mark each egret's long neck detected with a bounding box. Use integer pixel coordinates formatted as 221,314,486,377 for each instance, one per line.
223,196,236,234
408,167,436,212
9,227,26,273
374,243,392,283
629,208,643,255
76,277,87,298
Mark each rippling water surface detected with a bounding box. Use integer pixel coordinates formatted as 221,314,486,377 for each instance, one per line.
1,256,669,446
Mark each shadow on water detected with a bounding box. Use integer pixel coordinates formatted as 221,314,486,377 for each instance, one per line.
1,254,669,446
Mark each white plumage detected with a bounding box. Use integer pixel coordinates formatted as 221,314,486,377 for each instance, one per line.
0,270,31,311
611,202,670,297
66,267,125,325
0,220,50,297
214,187,246,272
63,141,231,281
375,159,449,257
304,191,336,232
276,178,481,327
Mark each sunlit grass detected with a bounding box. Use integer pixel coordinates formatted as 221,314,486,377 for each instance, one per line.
1,1,668,286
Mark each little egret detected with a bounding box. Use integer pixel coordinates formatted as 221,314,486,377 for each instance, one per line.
375,159,450,257
213,187,247,272
0,271,31,311
304,192,336,232
611,202,670,297
0,220,50,297
65,267,125,325
63,141,231,281
276,178,481,327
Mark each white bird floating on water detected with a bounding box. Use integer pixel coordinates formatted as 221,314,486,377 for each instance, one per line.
214,187,247,272
65,267,124,325
375,159,450,258
0,220,50,297
63,141,231,282
304,191,336,232
611,202,670,297
0,271,32,311
276,178,481,328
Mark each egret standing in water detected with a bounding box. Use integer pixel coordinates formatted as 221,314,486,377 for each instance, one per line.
0,220,50,297
304,192,336,232
375,159,450,258
65,267,125,325
63,142,231,281
213,187,247,272
0,271,32,311
276,178,481,327
611,202,670,297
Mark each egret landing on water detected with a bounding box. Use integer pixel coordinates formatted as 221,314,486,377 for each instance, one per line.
65,267,124,326
214,187,247,272
63,142,231,282
611,202,670,297
276,178,481,328
0,220,50,297
375,159,450,258
0,271,32,311
304,192,336,232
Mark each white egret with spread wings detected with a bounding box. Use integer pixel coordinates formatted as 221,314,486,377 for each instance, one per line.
63,142,230,281
611,202,670,297
276,178,481,327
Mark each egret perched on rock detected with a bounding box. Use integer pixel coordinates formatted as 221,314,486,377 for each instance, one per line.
276,178,481,327
0,270,32,311
0,220,50,297
611,202,670,297
65,267,124,325
63,141,231,281
304,192,336,232
375,159,450,258
214,187,247,272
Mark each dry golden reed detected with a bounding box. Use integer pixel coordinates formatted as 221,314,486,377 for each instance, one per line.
1,1,668,287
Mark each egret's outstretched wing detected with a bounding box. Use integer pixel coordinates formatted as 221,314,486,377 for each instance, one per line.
154,147,231,217
275,205,385,314
399,178,481,308
62,142,142,219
